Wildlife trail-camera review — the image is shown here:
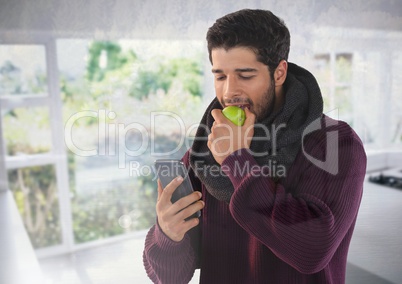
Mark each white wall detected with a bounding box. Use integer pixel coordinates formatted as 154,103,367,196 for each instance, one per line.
0,0,401,39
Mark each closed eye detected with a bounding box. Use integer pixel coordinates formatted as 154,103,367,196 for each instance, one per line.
215,75,226,81
239,74,255,80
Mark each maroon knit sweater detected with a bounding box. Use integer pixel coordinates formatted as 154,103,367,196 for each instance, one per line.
143,117,366,283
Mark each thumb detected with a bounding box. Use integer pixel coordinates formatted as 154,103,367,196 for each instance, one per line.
242,108,255,148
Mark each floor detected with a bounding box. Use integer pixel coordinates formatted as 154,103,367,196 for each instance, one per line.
346,174,402,284
39,234,199,284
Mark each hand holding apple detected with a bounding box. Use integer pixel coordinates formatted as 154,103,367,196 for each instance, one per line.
207,107,255,164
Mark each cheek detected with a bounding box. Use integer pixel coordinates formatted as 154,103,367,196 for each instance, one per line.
214,84,224,100
248,83,269,102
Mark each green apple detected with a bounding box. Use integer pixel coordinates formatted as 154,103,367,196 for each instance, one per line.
222,106,246,126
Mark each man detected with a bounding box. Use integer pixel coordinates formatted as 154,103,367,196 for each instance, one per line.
143,9,366,284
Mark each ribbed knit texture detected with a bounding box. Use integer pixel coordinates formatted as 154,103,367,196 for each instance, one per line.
143,115,367,284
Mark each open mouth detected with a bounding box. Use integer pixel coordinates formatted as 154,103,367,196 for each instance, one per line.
223,99,252,110
238,104,250,110
226,104,250,110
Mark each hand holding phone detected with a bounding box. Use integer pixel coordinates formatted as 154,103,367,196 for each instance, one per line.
154,159,203,242
154,159,201,218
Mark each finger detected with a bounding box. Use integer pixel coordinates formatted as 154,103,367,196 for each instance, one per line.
176,199,204,220
165,191,204,225
171,191,202,213
178,217,200,235
211,109,225,123
207,133,213,149
243,107,256,129
157,179,163,201
163,217,199,242
159,176,183,204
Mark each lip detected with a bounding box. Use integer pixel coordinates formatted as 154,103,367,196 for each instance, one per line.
225,104,250,110
223,97,251,109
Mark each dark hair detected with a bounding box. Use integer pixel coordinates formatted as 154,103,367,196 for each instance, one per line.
206,9,290,76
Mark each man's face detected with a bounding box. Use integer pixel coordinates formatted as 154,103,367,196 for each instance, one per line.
211,47,275,122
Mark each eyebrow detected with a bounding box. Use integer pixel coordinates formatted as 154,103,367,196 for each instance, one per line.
211,68,258,73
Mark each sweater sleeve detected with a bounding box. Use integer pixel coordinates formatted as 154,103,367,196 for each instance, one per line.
222,132,366,274
143,151,201,283
143,221,199,284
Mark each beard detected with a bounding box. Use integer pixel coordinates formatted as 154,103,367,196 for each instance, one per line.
219,78,276,123
254,78,276,122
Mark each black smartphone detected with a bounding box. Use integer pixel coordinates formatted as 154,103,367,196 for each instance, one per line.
154,159,201,219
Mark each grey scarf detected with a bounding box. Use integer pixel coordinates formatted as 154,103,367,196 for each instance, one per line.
189,63,323,203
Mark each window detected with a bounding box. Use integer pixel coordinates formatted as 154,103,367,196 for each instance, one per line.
59,39,205,245
0,38,206,256
311,44,402,149
313,52,353,124
0,43,71,254
390,52,402,144
0,45,48,96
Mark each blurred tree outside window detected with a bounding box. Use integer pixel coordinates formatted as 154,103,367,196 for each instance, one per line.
59,39,205,244
3,107,52,156
8,165,61,248
0,40,205,250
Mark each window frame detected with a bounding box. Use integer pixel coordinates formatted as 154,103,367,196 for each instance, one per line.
0,33,185,259
0,33,75,258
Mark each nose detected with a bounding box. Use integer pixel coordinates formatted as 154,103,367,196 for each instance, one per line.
223,75,241,99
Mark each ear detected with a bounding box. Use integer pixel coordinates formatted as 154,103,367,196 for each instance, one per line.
274,60,288,87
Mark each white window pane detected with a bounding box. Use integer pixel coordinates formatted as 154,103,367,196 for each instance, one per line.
0,45,48,96
70,155,157,243
334,86,353,124
313,54,331,83
2,106,52,156
8,164,62,248
390,52,402,144
335,53,353,83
